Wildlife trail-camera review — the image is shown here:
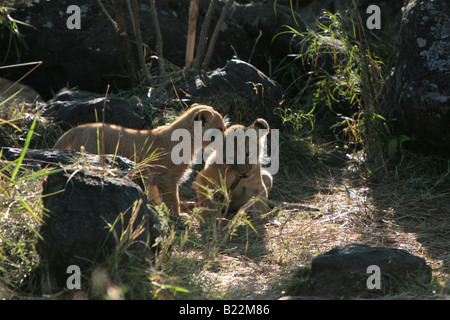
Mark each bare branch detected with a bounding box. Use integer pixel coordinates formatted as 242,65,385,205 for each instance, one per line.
185,0,199,70
149,0,165,74
128,0,152,85
125,0,137,36
193,0,219,71
95,0,118,31
202,0,233,72
97,0,139,86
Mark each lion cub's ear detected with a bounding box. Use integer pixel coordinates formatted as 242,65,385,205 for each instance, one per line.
251,118,270,137
194,109,214,126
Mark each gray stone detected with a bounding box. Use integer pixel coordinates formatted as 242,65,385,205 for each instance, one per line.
301,243,431,298
1,147,136,174
38,88,145,131
176,59,285,129
38,166,160,293
385,0,450,154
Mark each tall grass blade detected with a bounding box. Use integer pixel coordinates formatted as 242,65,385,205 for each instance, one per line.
10,116,37,181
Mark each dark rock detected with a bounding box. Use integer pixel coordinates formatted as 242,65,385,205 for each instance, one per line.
228,1,307,72
385,0,450,155
307,35,348,74
37,88,145,131
0,77,43,105
285,35,349,95
176,59,285,128
230,1,403,76
37,166,160,293
1,0,404,103
1,0,126,99
1,147,136,174
1,0,252,99
301,243,431,298
0,0,306,99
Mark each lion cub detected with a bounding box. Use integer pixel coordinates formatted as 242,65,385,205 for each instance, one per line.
53,104,227,216
194,118,272,216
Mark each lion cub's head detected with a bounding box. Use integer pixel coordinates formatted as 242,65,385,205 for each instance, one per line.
221,118,270,177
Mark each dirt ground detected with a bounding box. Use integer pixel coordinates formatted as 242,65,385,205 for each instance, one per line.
192,152,450,299
2,146,448,300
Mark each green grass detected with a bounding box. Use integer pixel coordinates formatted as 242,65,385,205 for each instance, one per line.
0,113,56,298
273,6,399,173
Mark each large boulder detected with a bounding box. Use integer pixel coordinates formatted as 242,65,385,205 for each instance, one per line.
228,1,307,73
385,0,450,154
36,88,146,131
38,166,160,293
0,0,252,99
293,243,431,298
175,59,285,128
1,147,136,173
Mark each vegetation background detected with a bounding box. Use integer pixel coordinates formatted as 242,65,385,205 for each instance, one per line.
0,0,449,299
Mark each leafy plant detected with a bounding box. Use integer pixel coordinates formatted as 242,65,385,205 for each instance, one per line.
0,115,61,297
388,134,412,160
0,6,32,64
273,4,401,171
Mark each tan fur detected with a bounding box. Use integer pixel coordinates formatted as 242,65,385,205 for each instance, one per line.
194,118,273,216
0,77,43,104
53,104,227,215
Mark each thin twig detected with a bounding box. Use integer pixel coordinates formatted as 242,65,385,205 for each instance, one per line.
193,0,219,71
101,84,110,167
202,0,233,72
149,0,165,74
125,0,137,36
0,61,42,98
95,0,119,31
110,0,139,86
185,0,198,70
130,0,152,85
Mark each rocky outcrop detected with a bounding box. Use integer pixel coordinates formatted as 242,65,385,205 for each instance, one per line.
1,0,403,102
1,148,160,293
175,59,285,128
0,0,252,99
38,166,161,293
289,243,431,298
37,88,146,131
385,0,450,154
1,147,136,173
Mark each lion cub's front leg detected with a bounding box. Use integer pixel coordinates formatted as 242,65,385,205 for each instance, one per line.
145,171,181,216
157,182,180,216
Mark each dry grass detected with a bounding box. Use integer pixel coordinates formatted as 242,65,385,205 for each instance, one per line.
1,142,449,300
1,112,449,300
183,152,450,299
1,94,449,300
